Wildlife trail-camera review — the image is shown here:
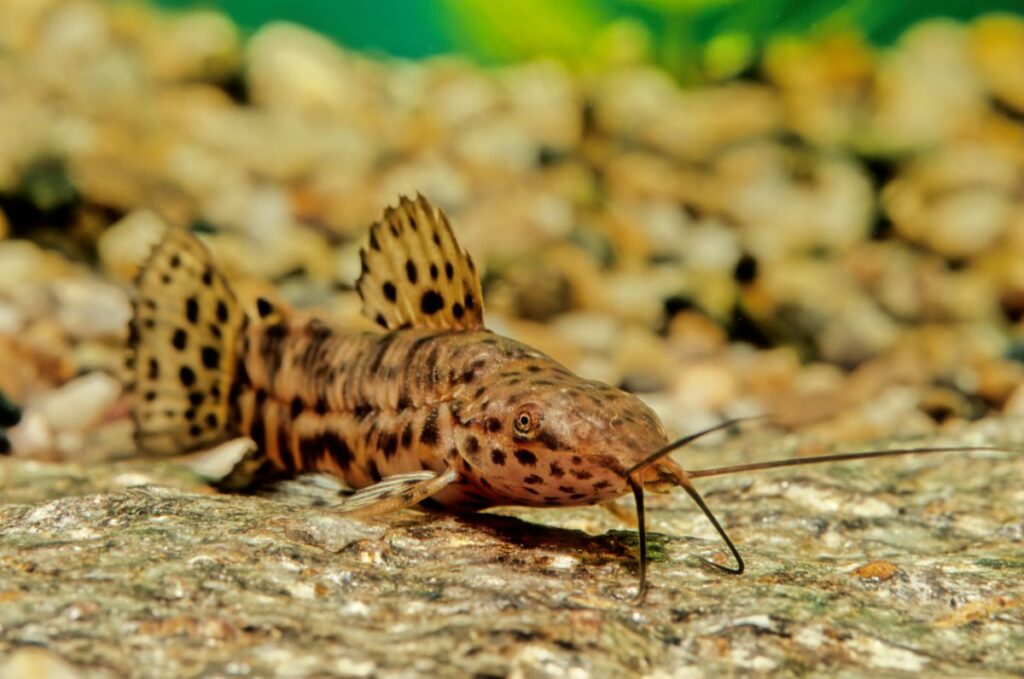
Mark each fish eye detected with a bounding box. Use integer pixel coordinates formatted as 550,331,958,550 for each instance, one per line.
513,404,542,436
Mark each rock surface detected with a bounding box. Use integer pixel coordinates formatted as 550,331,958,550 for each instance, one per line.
2,424,1022,677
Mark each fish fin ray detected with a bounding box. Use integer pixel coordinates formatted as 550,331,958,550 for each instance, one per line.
357,194,484,331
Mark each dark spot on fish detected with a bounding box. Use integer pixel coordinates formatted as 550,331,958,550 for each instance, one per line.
299,435,321,469
189,424,202,437
424,348,442,389
185,297,199,324
429,263,438,280
405,260,418,284
380,432,399,459
421,290,444,314
549,462,565,478
569,493,587,501
179,366,196,387
421,407,440,445
367,460,382,483
260,323,288,379
315,397,328,415
444,261,454,280
369,230,380,251
383,281,397,302
537,430,564,451
465,435,479,455
514,449,537,466
249,411,266,450
558,485,576,494
205,413,218,429
593,480,611,490
216,300,229,323
256,297,274,319
172,329,187,351
401,422,414,448
491,448,506,465
169,254,181,268
464,292,476,310
524,475,543,485
290,396,303,419
452,303,464,319
201,346,220,369
375,313,387,328
202,266,213,287
148,359,160,379
571,469,593,481
188,391,204,407
486,417,501,433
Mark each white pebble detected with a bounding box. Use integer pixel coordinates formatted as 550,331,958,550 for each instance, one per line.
98,209,166,281
52,279,131,340
36,372,122,433
0,648,85,679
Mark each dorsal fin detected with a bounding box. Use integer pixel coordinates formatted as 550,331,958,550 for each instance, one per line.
357,194,485,331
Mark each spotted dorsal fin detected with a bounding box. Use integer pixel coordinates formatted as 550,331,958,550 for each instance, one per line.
357,194,484,331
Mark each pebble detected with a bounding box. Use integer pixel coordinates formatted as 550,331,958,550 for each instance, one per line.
971,15,1024,112
0,648,85,679
672,361,738,414
35,372,121,433
0,301,25,336
892,186,1013,258
52,279,132,340
7,410,53,458
98,209,167,282
0,240,68,298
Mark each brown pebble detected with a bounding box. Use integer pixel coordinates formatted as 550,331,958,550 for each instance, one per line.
852,560,899,581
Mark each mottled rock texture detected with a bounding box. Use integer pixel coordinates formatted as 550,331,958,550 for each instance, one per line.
1,424,1022,677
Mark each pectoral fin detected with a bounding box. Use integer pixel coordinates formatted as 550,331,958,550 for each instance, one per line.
333,468,458,518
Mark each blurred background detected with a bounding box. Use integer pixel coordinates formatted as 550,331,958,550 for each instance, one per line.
1,0,1023,459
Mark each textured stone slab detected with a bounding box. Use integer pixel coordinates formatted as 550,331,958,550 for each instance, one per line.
1,426,1022,677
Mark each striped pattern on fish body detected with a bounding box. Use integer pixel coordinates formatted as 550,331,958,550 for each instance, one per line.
128,194,681,516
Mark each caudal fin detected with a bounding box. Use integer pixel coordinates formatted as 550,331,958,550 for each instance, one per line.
126,229,245,455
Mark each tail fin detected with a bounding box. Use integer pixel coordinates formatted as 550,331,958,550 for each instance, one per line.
126,229,244,455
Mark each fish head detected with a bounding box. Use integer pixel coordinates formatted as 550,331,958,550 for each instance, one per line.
455,352,680,503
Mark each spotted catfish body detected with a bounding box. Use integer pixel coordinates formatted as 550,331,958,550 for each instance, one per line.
127,195,681,516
